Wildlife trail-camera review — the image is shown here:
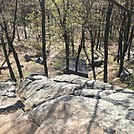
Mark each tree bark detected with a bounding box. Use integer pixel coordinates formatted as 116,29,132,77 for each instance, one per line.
117,13,132,76
1,0,23,79
75,26,85,72
96,26,101,51
89,30,96,80
16,26,21,41
63,30,70,71
128,25,134,60
117,13,127,63
40,0,48,77
1,36,16,81
103,2,113,83
70,28,75,56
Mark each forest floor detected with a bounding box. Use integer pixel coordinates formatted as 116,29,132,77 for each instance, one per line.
0,38,133,89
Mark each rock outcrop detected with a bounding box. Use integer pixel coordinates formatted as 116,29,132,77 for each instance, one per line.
0,81,37,134
0,74,134,134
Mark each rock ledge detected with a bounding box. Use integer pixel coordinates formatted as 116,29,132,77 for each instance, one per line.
0,74,134,134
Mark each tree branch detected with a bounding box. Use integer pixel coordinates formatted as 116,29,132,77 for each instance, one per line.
106,0,134,15
51,0,63,27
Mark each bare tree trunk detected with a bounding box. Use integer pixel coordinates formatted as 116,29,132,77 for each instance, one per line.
89,30,96,80
128,25,134,60
51,0,70,72
40,0,48,77
3,22,23,78
75,26,85,72
118,13,132,76
70,28,75,56
23,19,27,39
16,26,21,41
96,26,101,51
63,30,70,71
1,36,16,81
63,0,70,72
47,14,51,54
103,2,113,83
117,30,123,63
117,13,126,63
1,0,23,79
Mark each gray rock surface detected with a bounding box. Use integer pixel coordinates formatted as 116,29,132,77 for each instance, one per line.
90,57,104,67
0,81,36,134
120,68,133,81
24,54,32,62
0,81,24,111
61,58,88,74
0,74,134,134
33,57,43,64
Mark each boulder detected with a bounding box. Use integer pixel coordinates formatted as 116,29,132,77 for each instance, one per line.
0,74,134,134
61,58,88,74
18,74,134,134
24,54,44,65
0,81,33,134
24,54,32,62
120,68,134,81
0,40,7,45
34,57,43,64
0,81,24,112
89,57,104,67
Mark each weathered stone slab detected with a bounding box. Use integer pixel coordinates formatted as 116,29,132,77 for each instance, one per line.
0,74,134,134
